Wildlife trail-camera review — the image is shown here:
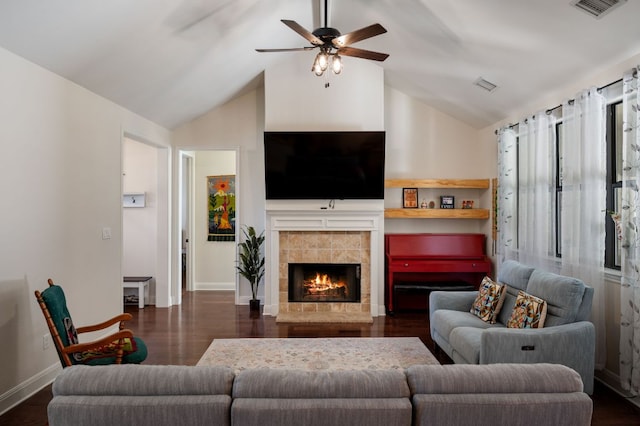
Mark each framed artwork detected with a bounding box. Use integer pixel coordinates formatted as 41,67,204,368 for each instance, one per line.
402,188,418,208
207,175,236,242
440,195,455,209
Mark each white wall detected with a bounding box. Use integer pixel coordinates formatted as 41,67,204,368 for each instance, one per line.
384,87,494,236
265,53,384,131
172,88,264,301
194,150,237,290
0,46,170,414
122,138,158,302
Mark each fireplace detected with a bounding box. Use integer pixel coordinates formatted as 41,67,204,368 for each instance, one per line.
288,263,361,303
264,207,384,322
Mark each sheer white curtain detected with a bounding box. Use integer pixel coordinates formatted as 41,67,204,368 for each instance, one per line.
497,128,517,262
620,67,640,394
515,112,556,269
560,88,607,370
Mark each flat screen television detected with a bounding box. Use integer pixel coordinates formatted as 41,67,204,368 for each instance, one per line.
264,131,386,200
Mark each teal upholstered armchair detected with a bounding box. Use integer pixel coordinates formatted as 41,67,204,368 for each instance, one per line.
35,278,147,367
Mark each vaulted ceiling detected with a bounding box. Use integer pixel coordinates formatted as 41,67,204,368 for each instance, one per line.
1,0,639,130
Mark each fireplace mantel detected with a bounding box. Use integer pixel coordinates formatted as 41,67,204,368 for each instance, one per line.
263,202,385,318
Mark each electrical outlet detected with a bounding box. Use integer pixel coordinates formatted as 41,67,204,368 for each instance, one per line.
43,333,50,350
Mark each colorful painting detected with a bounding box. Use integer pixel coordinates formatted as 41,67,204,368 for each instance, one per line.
207,175,236,242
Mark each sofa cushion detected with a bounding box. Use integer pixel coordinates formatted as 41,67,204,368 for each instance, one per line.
448,327,485,364
431,310,496,344
495,261,536,325
49,365,235,426
496,285,521,326
53,364,235,396
526,269,586,326
231,369,412,426
497,260,535,291
232,369,410,399
49,395,231,426
470,277,507,324
506,291,547,329
231,399,412,426
406,363,585,394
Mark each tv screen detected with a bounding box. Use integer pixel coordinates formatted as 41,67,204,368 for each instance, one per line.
264,131,386,200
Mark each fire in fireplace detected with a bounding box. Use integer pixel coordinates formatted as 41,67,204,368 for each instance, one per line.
288,263,361,303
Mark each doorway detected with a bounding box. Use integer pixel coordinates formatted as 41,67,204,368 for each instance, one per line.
122,136,170,307
179,149,239,298
179,151,194,294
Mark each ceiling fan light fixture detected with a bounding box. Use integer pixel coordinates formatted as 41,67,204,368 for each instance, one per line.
332,54,342,74
258,0,388,79
317,51,329,71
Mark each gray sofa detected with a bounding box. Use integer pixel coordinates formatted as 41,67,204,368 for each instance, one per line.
47,363,592,426
47,365,235,426
429,259,596,394
407,364,592,426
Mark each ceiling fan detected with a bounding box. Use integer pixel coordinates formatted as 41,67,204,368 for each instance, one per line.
256,0,389,77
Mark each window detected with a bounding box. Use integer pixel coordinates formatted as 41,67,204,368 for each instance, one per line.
551,100,622,269
605,101,623,269
555,121,563,258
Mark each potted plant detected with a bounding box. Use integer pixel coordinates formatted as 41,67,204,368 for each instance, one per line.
236,225,265,314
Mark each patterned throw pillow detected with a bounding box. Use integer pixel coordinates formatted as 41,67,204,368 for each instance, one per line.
506,290,548,329
470,276,507,323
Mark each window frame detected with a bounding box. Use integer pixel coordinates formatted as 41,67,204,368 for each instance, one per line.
605,100,623,270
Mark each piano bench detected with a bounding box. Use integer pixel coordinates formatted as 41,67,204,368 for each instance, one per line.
394,282,475,293
391,282,475,314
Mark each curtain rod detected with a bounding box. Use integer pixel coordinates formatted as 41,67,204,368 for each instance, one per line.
494,71,635,135
542,77,623,116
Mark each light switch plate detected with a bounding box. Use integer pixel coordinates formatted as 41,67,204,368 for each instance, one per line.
102,227,112,240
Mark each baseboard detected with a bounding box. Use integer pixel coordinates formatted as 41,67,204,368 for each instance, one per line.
595,368,640,409
194,281,235,291
0,362,61,416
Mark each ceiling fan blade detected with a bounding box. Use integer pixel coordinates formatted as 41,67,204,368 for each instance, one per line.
256,47,316,53
332,23,387,47
281,20,324,46
337,46,389,62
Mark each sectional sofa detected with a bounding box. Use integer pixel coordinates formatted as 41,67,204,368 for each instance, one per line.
47,363,592,426
429,260,596,394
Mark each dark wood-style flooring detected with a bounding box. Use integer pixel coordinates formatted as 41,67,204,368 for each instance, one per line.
2,291,639,425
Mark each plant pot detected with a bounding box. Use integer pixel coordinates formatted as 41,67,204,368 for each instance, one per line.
249,299,261,316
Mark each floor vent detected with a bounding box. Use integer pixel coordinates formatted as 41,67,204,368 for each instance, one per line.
473,77,497,93
572,0,627,19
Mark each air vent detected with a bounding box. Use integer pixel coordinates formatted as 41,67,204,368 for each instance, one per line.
572,0,627,19
473,77,498,93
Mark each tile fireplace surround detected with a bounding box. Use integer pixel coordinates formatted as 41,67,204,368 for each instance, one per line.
264,204,384,323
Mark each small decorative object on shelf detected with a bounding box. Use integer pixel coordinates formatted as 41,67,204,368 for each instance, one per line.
462,200,474,209
420,199,428,209
440,195,455,209
403,188,418,208
428,200,436,209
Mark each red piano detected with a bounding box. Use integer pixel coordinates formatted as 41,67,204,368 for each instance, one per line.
385,233,492,314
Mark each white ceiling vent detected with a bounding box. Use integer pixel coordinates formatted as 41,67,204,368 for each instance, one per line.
474,77,498,93
572,0,627,19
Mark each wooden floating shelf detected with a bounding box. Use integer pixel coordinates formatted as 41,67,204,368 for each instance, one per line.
384,178,490,189
384,208,490,220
